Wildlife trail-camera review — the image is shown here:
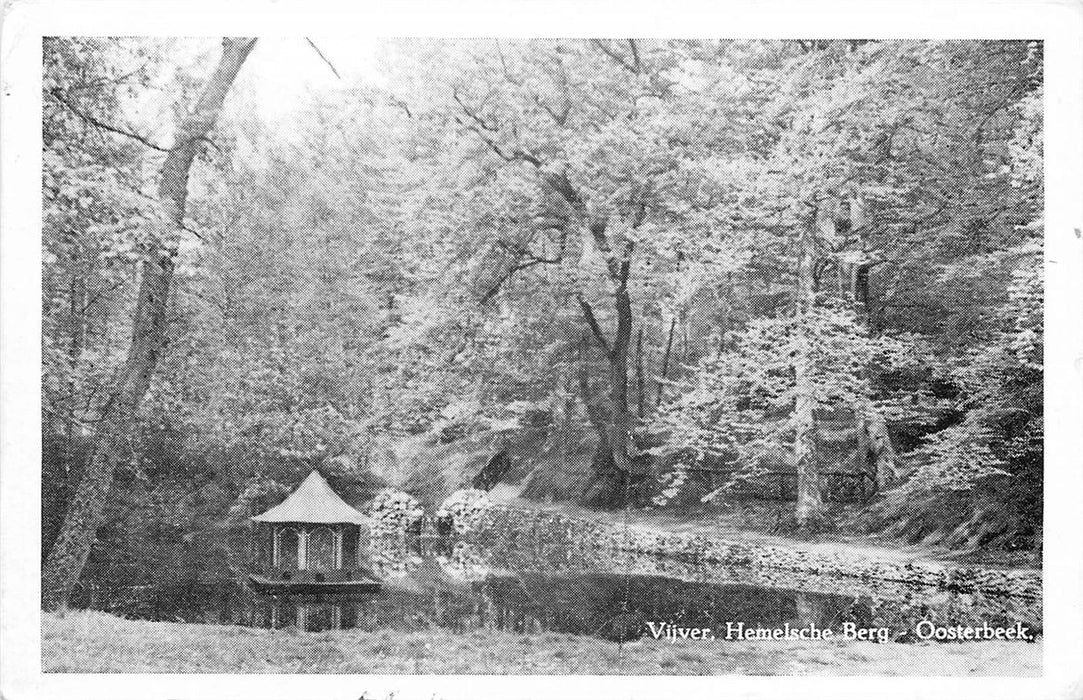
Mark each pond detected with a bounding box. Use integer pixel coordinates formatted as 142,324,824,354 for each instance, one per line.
73,533,1041,644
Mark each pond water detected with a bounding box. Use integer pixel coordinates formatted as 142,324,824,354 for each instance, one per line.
75,534,1041,643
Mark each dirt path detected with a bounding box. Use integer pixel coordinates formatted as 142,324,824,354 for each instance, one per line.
488,486,1040,575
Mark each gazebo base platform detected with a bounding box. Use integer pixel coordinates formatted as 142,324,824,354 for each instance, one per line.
247,573,381,595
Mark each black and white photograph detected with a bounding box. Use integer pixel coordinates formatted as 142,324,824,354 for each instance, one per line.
2,2,1082,698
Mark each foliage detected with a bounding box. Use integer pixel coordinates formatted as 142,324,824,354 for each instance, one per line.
437,488,493,534
653,304,920,470
41,39,1044,570
367,488,425,534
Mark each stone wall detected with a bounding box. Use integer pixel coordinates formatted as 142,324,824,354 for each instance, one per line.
366,488,424,535
436,489,491,534
464,504,1042,602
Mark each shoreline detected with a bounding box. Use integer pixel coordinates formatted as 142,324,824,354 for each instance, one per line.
465,501,1042,601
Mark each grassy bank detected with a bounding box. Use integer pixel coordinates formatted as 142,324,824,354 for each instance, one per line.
43,611,1040,675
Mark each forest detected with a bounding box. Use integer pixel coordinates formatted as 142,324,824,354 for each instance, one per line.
41,37,1043,610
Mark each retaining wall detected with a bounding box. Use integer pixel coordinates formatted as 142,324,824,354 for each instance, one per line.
465,504,1042,601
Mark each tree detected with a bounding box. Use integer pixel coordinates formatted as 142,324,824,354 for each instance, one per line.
41,38,160,555
42,37,256,610
39,39,1044,589
376,39,780,506
651,40,1041,534
865,49,1043,549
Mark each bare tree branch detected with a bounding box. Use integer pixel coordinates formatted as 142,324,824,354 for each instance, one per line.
480,255,560,304
452,84,642,290
493,39,524,87
65,64,148,93
590,39,638,74
389,95,413,118
627,39,642,73
50,87,223,155
534,93,571,126
479,228,568,303
48,87,169,152
578,294,613,357
81,281,125,314
304,38,342,79
179,223,206,242
453,112,543,167
453,87,499,132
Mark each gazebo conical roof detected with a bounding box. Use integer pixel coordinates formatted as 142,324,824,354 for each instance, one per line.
251,470,372,525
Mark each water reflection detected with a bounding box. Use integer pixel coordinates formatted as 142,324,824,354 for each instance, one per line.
238,573,844,640
88,534,1040,643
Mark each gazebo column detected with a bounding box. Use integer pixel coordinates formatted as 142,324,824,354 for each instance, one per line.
271,526,281,568
298,528,309,570
333,526,344,569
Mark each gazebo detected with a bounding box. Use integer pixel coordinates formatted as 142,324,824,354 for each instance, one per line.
248,470,379,593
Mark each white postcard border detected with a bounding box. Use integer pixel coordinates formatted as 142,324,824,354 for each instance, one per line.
2,1,1081,698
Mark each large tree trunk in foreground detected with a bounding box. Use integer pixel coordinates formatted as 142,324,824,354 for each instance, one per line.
41,38,256,611
577,279,639,508
606,284,635,475
576,334,620,508
793,219,824,528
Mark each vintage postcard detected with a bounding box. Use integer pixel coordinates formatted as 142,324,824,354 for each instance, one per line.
2,1,1082,699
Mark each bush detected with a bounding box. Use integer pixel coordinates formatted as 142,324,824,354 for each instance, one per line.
436,489,491,534
367,488,425,534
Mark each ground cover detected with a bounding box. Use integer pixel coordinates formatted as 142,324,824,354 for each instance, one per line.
42,610,1040,676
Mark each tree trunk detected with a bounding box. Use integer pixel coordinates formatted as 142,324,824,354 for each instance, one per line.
576,296,637,510
576,273,638,507
576,335,619,508
44,260,86,561
607,285,634,475
655,316,677,408
867,411,898,491
41,38,256,611
850,256,873,486
853,407,871,475
793,219,823,528
845,196,897,492
635,326,645,419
